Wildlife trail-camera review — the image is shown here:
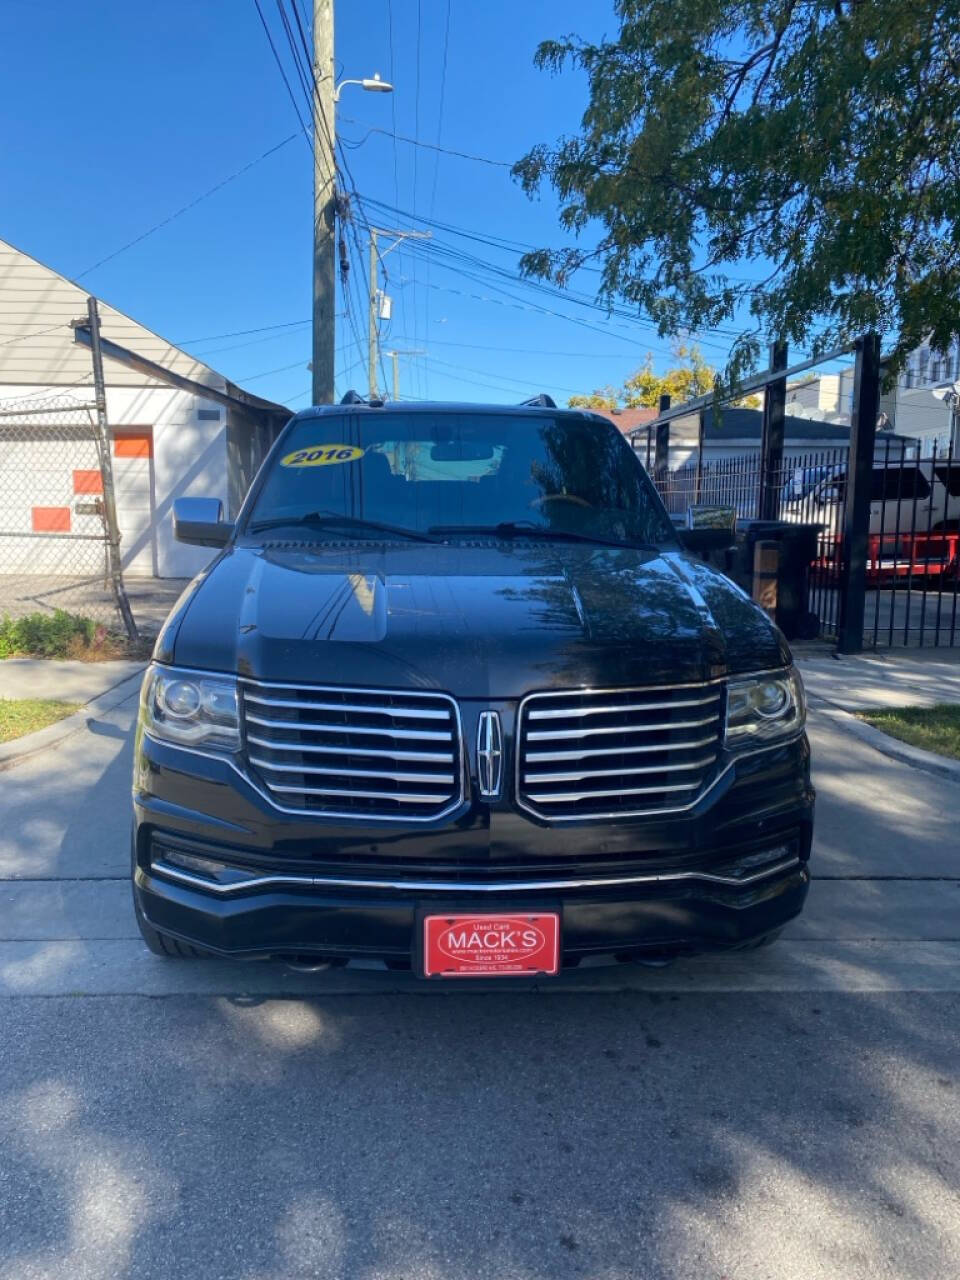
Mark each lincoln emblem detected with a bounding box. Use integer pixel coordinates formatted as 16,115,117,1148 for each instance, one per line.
476,710,503,799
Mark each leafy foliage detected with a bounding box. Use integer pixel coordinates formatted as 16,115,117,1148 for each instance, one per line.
568,385,621,411
569,343,760,409
515,1,960,377
0,610,122,660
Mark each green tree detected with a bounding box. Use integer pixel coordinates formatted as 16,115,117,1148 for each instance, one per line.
568,344,760,409
568,384,620,411
515,1,960,377
622,343,715,407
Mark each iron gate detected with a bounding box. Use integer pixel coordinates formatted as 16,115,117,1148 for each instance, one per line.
653,440,959,649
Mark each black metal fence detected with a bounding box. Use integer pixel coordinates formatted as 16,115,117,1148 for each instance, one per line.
652,440,960,649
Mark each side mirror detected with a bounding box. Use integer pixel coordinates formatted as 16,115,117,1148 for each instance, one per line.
172,497,233,547
677,503,737,557
677,526,736,556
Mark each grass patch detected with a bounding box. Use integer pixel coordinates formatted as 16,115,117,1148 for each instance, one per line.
857,704,960,761
0,610,136,661
0,698,82,744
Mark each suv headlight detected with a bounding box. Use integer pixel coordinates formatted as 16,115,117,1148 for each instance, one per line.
140,664,240,751
724,667,805,748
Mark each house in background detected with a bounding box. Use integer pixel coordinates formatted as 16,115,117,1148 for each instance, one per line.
626,405,915,470
781,340,960,453
0,238,290,578
584,406,659,437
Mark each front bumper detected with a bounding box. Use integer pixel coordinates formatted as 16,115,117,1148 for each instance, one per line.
133,729,814,969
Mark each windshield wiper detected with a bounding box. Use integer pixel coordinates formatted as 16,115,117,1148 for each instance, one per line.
248,512,439,543
428,522,663,552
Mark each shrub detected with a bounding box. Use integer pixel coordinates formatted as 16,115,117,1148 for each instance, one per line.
0,610,123,660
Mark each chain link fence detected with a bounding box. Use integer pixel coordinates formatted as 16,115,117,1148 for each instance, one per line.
0,393,137,636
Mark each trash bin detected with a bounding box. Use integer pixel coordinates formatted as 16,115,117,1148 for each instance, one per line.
736,521,822,640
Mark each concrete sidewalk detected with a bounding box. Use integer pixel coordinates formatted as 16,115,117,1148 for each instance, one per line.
796,649,960,711
0,657,146,704
0,659,146,770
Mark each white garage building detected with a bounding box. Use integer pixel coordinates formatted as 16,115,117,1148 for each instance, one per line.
0,238,289,581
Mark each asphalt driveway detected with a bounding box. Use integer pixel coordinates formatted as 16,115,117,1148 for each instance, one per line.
0,687,959,1278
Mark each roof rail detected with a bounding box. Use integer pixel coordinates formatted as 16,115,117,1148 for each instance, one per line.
518,394,557,409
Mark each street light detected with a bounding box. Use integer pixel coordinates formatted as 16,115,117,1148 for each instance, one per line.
334,72,394,102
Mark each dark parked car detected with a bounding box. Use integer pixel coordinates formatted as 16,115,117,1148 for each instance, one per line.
132,399,813,977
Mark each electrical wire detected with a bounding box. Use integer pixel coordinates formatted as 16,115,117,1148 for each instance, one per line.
338,120,510,168
75,134,301,280
0,323,71,350
242,358,310,382
250,0,312,142
423,354,584,398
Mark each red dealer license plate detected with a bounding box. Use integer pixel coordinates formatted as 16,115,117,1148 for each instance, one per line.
422,912,561,978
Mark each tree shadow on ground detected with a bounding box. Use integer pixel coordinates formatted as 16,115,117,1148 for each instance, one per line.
0,987,957,1279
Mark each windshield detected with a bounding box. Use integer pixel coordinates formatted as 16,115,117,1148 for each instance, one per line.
245,411,677,547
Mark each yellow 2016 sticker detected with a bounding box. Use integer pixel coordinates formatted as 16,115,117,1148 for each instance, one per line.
281,444,365,468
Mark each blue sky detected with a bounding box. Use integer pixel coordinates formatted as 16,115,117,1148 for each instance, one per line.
1,0,751,409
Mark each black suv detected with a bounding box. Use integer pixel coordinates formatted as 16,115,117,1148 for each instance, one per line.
132,400,813,977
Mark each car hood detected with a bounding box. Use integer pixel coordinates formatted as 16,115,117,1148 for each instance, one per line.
160,540,789,697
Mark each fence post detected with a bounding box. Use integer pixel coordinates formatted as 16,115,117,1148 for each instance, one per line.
759,340,788,520
654,393,671,476
836,332,881,655
694,406,706,503
86,296,139,642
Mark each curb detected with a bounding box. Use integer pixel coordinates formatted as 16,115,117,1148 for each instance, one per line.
809,698,960,784
0,668,146,771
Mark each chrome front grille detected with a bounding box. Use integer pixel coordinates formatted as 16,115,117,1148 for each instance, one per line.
517,683,724,820
240,681,463,820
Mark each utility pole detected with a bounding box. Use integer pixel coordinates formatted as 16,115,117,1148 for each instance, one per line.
384,349,426,401
312,0,336,406
85,297,138,643
367,226,432,400
368,229,379,399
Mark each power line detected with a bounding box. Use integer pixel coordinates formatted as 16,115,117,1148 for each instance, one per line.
176,319,313,345
274,0,315,112
424,354,584,397
386,335,664,358
242,357,309,382
250,0,312,142
0,322,71,350
338,121,509,169
75,133,300,279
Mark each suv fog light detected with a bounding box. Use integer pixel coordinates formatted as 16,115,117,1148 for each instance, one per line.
713,843,797,881
153,846,257,887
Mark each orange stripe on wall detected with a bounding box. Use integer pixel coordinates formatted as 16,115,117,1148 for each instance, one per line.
32,507,71,533
73,469,104,494
113,430,152,458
